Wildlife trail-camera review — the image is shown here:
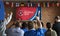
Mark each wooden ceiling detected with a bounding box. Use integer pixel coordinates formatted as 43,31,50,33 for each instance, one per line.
3,0,60,2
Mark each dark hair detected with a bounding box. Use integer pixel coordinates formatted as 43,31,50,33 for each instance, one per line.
28,21,33,30
34,21,37,24
55,16,59,20
15,22,19,27
46,22,51,29
54,16,60,23
41,22,44,27
22,22,28,29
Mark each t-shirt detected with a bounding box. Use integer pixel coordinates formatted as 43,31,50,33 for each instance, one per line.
24,28,35,36
22,28,28,33
45,29,57,36
35,28,46,36
52,22,60,36
6,27,24,36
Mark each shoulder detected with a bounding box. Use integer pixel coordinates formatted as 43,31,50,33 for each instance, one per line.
24,31,29,34
20,29,24,33
51,30,57,33
51,30,57,36
24,31,29,36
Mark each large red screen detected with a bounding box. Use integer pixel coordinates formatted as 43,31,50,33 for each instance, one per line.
16,7,37,20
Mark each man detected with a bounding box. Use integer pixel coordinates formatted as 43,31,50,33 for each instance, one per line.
5,22,15,36
35,16,44,36
12,22,24,36
52,16,60,36
1,12,13,36
45,22,57,36
41,22,47,36
6,21,24,36
41,22,47,31
24,21,36,36
21,22,28,33
33,21,38,29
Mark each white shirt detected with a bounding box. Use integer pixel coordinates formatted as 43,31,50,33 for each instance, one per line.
0,12,13,36
12,27,24,36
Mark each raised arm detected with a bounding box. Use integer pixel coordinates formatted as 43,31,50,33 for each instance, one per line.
36,16,42,28
4,12,13,25
0,12,13,36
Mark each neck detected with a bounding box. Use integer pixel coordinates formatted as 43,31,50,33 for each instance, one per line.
29,28,35,30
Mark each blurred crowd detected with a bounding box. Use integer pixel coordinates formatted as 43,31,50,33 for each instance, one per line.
5,16,60,36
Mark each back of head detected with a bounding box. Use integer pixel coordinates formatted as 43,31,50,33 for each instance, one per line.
33,21,38,29
22,22,28,28
28,21,33,30
46,22,51,29
55,16,59,20
15,22,19,27
54,16,60,23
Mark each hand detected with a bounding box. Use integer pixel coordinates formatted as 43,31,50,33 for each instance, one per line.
7,14,9,16
36,16,39,20
11,12,13,15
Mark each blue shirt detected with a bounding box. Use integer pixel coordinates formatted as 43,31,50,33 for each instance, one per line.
42,27,47,33
35,28,47,36
24,28,36,36
22,28,28,33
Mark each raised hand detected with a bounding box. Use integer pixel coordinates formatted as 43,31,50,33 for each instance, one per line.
36,16,40,20
36,16,42,28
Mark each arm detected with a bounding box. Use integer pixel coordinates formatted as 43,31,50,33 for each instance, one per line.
36,16,44,35
0,12,13,36
4,12,13,25
36,16,42,28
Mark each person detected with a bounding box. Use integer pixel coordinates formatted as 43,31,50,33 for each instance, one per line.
33,21,46,36
7,22,24,36
21,22,28,33
16,19,23,28
5,23,15,36
45,22,57,36
5,21,17,36
33,21,38,29
34,16,44,36
41,22,47,36
0,12,13,36
24,21,36,36
12,22,24,36
41,22,47,32
52,16,60,36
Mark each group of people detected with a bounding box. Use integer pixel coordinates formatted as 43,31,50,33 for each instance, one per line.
5,16,60,36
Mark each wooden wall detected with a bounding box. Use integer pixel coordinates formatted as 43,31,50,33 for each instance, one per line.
5,3,60,28
42,7,60,27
